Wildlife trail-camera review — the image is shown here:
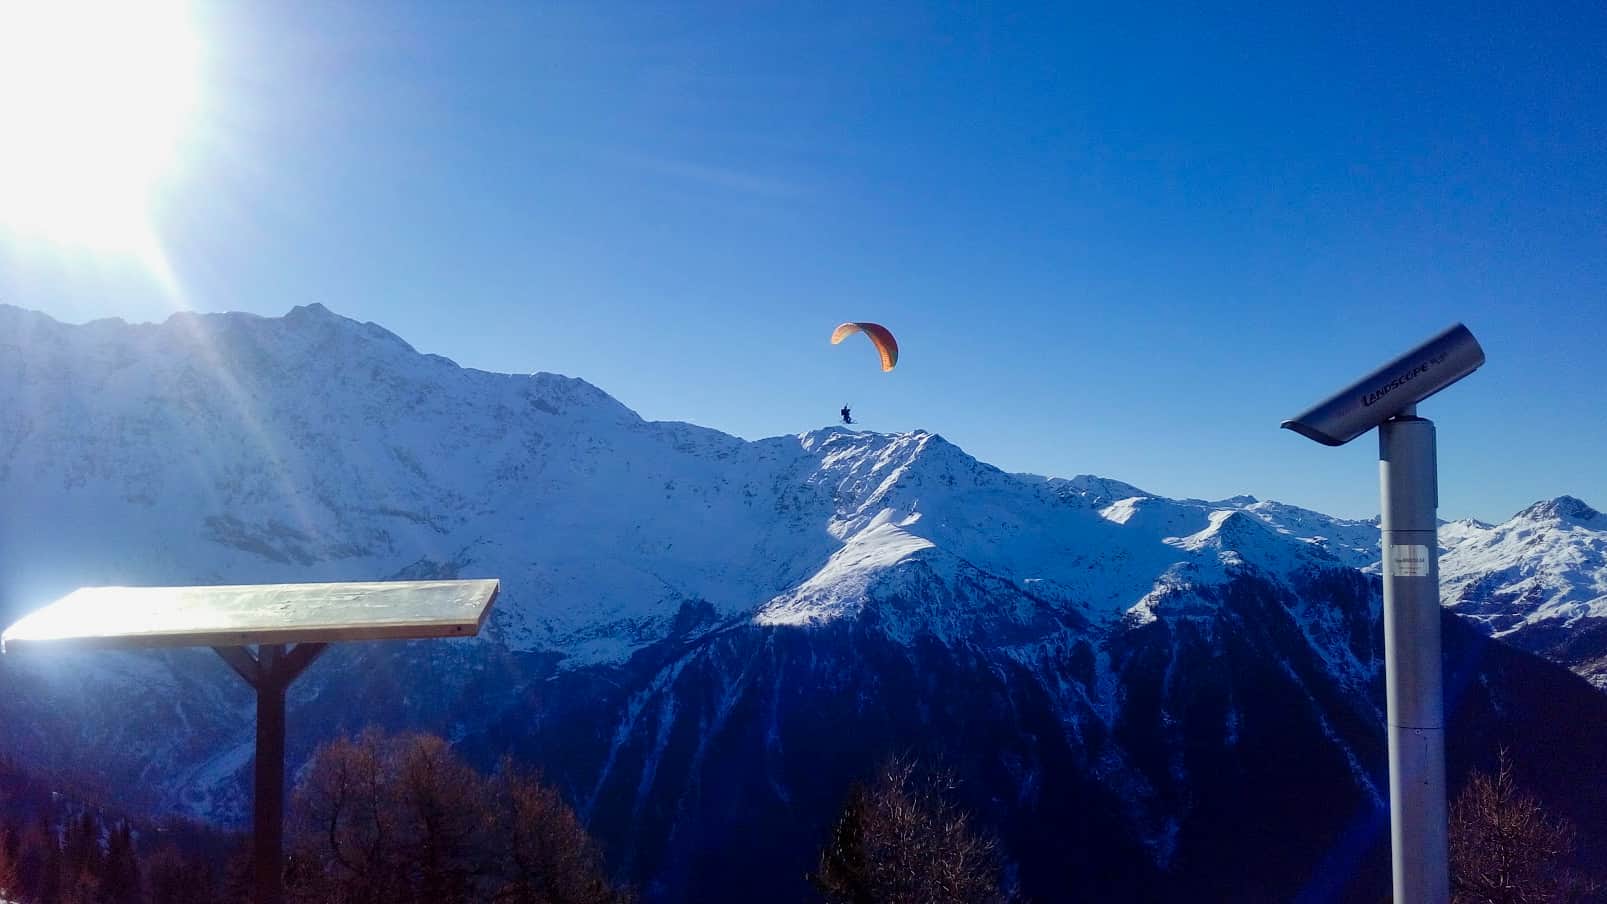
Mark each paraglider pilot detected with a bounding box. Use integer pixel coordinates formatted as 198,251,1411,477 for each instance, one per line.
841,404,853,425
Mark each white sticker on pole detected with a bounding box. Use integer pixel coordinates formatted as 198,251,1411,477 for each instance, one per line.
1389,544,1431,577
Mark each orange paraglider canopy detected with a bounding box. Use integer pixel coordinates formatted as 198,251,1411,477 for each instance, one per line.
831,322,898,371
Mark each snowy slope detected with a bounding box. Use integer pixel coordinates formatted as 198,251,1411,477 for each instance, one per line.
1439,496,1607,687
1,303,840,663
0,303,1385,663
2,300,1596,692
0,305,1386,810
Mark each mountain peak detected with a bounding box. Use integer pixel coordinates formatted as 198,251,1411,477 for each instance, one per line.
287,302,334,318
1049,474,1151,507
251,304,435,365
1515,496,1602,524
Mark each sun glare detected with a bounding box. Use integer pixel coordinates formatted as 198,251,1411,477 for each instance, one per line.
0,0,199,253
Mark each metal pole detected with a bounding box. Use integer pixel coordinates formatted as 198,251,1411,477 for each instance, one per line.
1378,409,1449,904
255,644,286,904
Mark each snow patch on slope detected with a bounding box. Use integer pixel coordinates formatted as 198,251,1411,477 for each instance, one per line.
1440,496,1607,634
755,521,935,626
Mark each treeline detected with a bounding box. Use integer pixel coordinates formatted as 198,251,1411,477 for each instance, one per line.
1,738,1599,903
0,803,241,904
0,739,1015,904
0,733,631,904
284,730,629,904
811,748,1607,904
0,748,245,904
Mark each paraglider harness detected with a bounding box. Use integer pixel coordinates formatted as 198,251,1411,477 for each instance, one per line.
840,405,853,425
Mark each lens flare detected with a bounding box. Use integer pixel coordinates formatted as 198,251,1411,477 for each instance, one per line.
0,0,200,254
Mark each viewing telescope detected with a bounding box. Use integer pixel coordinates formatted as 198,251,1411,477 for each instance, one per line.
1281,321,1486,904
1281,323,1485,447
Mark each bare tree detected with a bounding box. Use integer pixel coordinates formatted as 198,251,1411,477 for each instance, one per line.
485,759,632,904
288,729,466,903
813,757,1015,904
288,729,394,903
288,730,629,904
1450,748,1602,904
394,734,486,903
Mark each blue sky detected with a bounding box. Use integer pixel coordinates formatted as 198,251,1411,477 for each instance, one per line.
2,1,1603,522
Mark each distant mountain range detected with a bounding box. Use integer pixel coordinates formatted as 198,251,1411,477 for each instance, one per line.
1,303,1603,901
1440,496,1607,689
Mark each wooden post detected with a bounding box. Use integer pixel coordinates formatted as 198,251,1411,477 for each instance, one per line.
214,642,325,904
255,644,285,904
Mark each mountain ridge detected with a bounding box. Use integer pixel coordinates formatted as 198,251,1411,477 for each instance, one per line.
5,301,1601,680
4,303,1606,901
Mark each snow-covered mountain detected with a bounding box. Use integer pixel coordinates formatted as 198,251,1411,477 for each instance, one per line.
0,302,1393,664
2,303,1605,901
1439,496,1607,689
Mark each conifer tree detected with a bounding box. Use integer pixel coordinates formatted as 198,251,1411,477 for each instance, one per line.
98,820,140,904
61,810,102,886
32,814,64,904
0,823,20,902
144,844,216,904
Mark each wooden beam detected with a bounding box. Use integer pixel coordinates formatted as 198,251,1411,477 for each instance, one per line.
4,579,499,652
270,642,328,687
213,646,261,689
